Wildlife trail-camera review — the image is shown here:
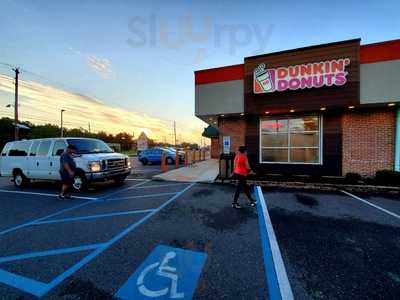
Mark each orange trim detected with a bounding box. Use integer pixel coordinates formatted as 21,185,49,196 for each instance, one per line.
195,64,244,85
360,39,400,64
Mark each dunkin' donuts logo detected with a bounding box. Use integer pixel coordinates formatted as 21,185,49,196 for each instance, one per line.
253,58,350,94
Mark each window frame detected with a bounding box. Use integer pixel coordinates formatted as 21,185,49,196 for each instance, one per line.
37,140,52,157
52,140,67,156
259,115,323,165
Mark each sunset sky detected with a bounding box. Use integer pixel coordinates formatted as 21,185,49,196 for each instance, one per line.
0,0,399,144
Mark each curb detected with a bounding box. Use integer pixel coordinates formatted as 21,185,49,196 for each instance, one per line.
215,179,400,195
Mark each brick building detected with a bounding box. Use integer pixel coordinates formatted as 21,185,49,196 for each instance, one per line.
195,39,400,177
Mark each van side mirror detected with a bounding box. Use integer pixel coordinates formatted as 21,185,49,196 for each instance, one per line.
56,149,64,156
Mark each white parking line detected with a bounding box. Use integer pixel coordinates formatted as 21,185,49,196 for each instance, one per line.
0,189,97,200
125,178,148,181
341,190,400,220
133,182,190,189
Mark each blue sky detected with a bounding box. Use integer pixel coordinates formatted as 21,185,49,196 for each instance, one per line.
0,0,399,143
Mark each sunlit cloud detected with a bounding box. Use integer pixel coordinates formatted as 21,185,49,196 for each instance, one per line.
0,74,204,144
86,55,113,79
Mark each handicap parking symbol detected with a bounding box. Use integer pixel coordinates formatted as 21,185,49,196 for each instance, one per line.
116,245,207,300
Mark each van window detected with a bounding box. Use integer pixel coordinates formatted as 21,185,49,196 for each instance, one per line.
1,143,11,156
29,140,41,156
52,140,67,156
37,140,51,156
8,141,32,156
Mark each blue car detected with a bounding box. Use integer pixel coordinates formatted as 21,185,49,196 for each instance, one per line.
138,148,176,165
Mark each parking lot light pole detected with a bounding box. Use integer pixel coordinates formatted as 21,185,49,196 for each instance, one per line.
60,109,66,137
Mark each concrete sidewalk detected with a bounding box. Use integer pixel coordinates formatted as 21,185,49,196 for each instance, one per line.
153,159,218,183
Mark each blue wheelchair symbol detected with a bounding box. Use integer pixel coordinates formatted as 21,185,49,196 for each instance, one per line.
116,245,207,300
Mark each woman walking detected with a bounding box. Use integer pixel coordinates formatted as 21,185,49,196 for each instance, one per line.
232,146,256,209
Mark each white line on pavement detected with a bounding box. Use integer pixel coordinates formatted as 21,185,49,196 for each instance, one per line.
125,178,148,181
341,190,400,220
107,192,177,201
256,186,294,300
0,189,97,200
133,182,190,189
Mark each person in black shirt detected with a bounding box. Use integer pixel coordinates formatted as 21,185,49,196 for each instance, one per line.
59,144,77,199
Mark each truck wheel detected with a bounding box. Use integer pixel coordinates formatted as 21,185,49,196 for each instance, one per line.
141,158,148,165
167,157,175,165
13,170,29,188
114,175,127,186
72,173,87,192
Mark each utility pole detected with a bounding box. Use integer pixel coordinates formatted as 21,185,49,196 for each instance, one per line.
88,122,91,133
13,68,20,141
173,120,177,147
60,109,65,137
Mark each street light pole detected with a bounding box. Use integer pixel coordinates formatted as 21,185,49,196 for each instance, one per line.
60,109,66,137
13,68,20,141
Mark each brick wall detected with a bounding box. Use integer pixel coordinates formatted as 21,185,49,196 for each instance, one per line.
218,117,246,154
210,138,219,159
342,109,396,177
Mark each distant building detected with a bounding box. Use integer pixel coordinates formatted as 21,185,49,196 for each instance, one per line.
137,132,149,152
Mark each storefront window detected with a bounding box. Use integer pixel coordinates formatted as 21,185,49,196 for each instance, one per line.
260,116,321,164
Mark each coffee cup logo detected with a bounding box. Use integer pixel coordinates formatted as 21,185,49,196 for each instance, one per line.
254,64,274,93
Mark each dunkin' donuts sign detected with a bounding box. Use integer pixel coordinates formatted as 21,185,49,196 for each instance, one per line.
253,58,350,94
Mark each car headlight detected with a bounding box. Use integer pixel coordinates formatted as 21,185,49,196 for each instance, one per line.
88,161,101,172
127,159,131,168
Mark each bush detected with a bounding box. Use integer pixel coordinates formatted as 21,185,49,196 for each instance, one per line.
375,170,400,186
345,172,362,184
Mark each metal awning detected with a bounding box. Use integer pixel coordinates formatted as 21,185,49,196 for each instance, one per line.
202,125,219,138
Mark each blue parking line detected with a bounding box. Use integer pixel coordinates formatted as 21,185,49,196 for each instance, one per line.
255,186,293,300
0,182,196,297
34,209,155,225
0,269,48,296
107,192,178,201
255,187,282,300
0,243,106,264
0,180,150,236
0,199,99,236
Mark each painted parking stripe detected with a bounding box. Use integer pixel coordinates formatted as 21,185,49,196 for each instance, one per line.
0,199,99,236
107,192,177,201
34,209,155,225
0,189,97,200
125,178,149,181
0,269,48,297
0,243,106,264
99,179,150,200
34,182,196,297
341,190,400,220
255,186,294,300
133,182,191,189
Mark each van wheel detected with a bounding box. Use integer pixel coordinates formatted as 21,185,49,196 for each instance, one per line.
141,158,148,165
72,173,87,192
13,171,29,188
167,157,175,165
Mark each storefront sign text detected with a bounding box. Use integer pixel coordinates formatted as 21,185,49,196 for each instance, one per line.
254,58,350,94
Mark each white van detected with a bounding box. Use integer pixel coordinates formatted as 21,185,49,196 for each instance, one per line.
0,138,132,191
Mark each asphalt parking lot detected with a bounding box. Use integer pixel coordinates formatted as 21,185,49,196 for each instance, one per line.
0,169,399,299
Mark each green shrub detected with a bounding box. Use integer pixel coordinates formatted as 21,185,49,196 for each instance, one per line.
375,170,400,186
345,172,362,184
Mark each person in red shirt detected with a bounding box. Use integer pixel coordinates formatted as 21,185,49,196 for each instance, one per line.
232,146,256,209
